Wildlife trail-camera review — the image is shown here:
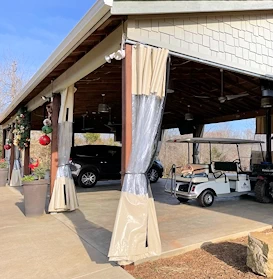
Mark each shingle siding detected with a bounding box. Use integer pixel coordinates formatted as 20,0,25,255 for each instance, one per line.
127,12,273,75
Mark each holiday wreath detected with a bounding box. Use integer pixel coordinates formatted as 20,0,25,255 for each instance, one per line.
12,107,31,150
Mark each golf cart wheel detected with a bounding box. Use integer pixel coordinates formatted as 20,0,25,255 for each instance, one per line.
78,169,98,188
255,179,272,203
147,167,160,183
198,190,214,207
177,197,189,203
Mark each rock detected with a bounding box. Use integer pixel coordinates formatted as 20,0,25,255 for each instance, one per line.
247,231,273,277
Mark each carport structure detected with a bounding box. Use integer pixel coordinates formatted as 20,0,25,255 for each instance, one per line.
1,0,273,265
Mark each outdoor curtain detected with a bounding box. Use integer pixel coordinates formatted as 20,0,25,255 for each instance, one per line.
10,146,22,187
5,131,12,185
108,44,169,264
48,85,79,212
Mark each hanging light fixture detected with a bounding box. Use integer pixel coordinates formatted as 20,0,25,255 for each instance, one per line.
261,97,272,108
261,80,273,108
185,105,194,121
98,94,110,113
185,112,194,121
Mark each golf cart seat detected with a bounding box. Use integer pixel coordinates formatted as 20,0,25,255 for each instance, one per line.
176,164,209,183
212,161,246,181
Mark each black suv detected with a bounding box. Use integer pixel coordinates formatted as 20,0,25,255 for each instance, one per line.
70,145,164,188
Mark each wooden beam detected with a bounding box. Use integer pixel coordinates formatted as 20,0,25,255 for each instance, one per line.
24,147,30,175
1,129,6,159
9,134,14,180
50,94,61,195
121,44,132,180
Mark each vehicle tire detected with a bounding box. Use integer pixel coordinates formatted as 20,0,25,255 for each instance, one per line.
177,197,189,203
147,167,160,183
78,169,98,188
197,190,214,207
254,179,272,203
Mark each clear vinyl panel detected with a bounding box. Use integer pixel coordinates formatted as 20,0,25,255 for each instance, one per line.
108,45,169,264
10,146,22,187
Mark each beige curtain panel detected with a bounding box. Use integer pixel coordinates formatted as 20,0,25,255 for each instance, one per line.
48,85,79,212
108,44,169,265
10,146,22,187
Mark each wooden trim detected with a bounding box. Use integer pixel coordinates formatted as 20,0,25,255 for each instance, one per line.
50,94,61,195
2,129,6,159
121,44,132,180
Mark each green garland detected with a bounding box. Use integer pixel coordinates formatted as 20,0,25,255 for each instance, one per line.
12,107,31,150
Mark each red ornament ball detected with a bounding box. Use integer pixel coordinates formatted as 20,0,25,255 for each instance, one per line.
39,135,51,146
4,144,11,150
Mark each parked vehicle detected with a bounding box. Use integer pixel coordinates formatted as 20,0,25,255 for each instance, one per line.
70,145,164,188
165,138,264,207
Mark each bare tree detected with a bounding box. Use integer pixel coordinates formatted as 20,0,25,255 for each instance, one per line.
0,54,27,112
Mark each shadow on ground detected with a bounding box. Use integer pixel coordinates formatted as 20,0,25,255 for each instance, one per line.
201,241,250,273
54,208,115,265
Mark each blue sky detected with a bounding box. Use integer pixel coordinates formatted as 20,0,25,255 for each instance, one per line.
0,0,96,76
0,1,256,133
206,118,255,133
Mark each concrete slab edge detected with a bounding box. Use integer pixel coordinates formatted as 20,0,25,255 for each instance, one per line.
135,224,273,265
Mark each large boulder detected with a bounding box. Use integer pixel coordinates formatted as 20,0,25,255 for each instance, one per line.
247,231,273,277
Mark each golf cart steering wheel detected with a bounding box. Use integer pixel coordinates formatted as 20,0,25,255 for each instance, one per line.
232,159,240,163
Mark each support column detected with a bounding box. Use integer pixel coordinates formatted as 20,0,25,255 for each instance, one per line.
193,124,204,164
266,108,272,163
121,44,132,180
50,93,61,195
24,147,30,175
10,134,14,180
2,129,6,159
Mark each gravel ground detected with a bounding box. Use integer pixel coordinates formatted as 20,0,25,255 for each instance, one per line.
129,230,273,279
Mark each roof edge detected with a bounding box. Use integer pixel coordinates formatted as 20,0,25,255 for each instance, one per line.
111,1,273,15
0,0,112,125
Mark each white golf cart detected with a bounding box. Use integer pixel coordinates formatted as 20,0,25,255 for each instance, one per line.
165,138,264,207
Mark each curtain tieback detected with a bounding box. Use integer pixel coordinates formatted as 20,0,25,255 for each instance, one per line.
58,163,70,167
124,172,146,175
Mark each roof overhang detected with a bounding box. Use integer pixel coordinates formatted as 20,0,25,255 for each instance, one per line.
0,0,114,125
111,1,273,15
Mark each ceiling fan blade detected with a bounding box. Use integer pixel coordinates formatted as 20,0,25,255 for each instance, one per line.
193,95,211,99
104,124,116,132
218,96,226,103
82,127,94,131
225,93,249,101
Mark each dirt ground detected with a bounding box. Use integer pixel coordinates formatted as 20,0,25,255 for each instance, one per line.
129,230,273,279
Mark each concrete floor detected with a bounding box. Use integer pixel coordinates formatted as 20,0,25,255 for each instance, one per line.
54,179,273,264
0,186,133,279
2,179,273,278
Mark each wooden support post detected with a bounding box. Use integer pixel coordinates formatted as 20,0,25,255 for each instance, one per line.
10,135,14,180
50,93,61,195
2,129,6,159
121,44,132,181
24,147,30,175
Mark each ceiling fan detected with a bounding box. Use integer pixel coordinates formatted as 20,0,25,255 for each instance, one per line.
217,69,249,103
104,107,121,132
81,111,94,132
194,69,249,103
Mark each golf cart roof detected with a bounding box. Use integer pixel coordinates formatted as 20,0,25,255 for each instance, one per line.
166,137,264,144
